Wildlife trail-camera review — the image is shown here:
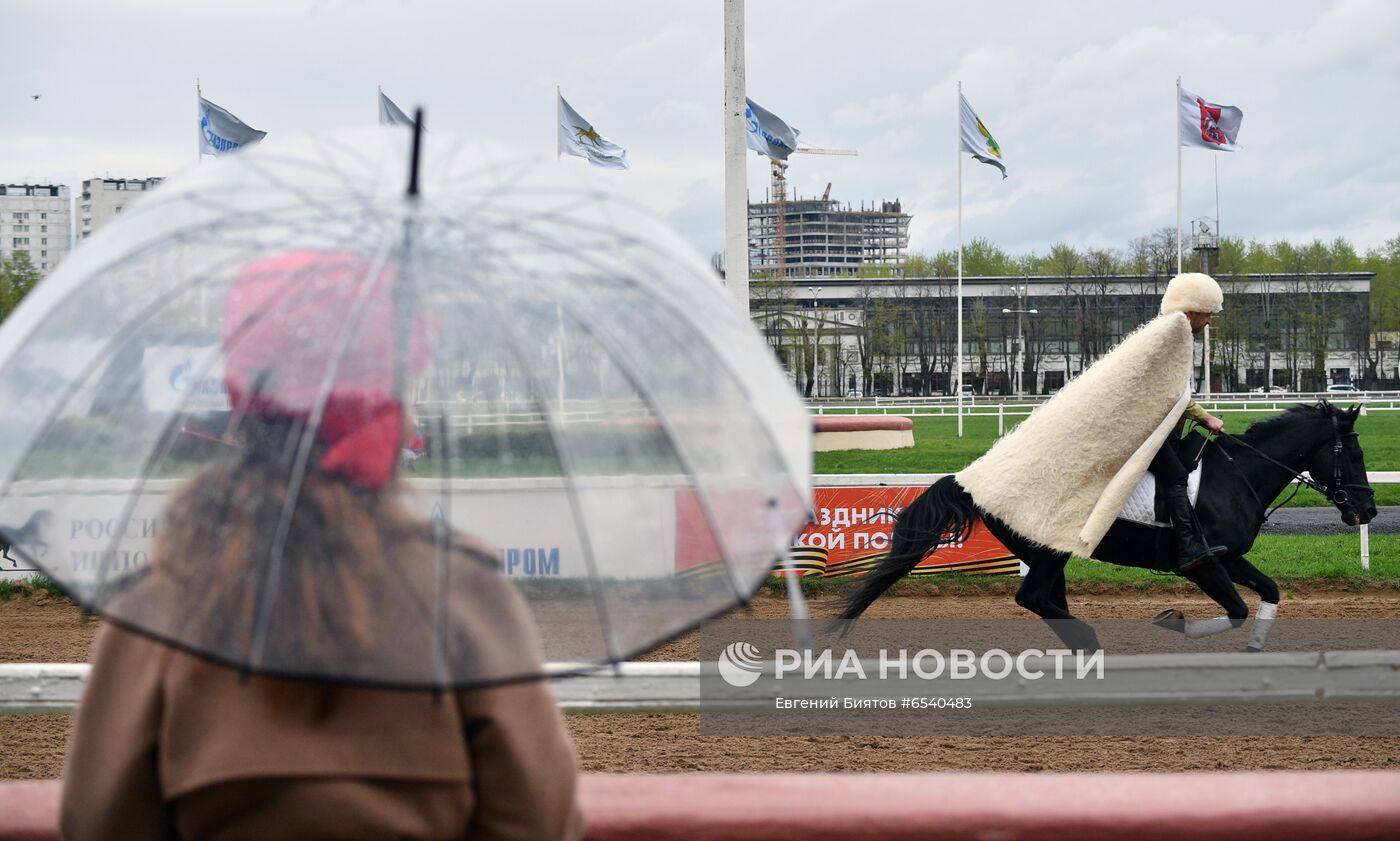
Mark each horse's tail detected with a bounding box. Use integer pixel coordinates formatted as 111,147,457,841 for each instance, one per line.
830,476,978,636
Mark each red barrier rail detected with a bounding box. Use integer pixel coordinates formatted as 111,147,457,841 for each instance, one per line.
4,772,1400,840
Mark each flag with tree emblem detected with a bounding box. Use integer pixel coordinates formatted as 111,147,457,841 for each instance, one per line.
558,92,629,170
1179,85,1243,151
959,93,1006,178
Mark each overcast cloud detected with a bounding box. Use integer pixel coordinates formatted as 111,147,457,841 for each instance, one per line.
4,0,1397,260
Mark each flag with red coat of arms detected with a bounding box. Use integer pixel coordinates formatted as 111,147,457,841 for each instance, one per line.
1179,85,1243,151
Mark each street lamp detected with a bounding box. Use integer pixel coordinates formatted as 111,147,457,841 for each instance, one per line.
808,285,822,398
1001,284,1038,397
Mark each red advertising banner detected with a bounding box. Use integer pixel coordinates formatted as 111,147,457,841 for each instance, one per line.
791,486,1020,577
673,485,1020,580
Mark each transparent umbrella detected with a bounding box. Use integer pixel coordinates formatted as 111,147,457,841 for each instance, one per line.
0,128,811,690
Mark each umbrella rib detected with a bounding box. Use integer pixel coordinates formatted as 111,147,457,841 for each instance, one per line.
532,292,753,604
453,278,626,668
490,226,800,598
0,227,337,543
246,232,403,673
507,215,807,502
398,224,453,692
81,240,398,612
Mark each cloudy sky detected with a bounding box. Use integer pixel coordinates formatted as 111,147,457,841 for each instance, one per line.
5,0,1398,260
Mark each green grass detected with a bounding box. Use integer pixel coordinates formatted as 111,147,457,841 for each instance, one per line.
1060,533,1398,584
768,533,1399,596
813,408,1399,507
0,577,68,601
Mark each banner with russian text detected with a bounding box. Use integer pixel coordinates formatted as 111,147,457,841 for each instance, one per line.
794,485,1019,577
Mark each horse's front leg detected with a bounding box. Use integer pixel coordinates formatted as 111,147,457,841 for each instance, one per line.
1151,558,1249,640
1220,554,1281,652
1013,548,1101,652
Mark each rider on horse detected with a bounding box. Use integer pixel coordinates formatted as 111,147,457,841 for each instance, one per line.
955,272,1232,573
1150,273,1228,572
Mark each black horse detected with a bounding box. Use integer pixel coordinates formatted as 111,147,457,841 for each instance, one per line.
836,402,1377,651
0,509,52,568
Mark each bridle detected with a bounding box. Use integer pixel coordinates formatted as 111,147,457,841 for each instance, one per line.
1211,415,1369,522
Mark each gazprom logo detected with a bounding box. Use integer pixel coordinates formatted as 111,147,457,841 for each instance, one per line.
717,641,764,687
745,105,759,134
201,111,243,153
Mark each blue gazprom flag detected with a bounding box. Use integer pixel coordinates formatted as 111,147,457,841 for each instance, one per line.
198,96,266,156
745,97,800,161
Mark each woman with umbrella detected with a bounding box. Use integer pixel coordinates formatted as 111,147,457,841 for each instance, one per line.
0,129,810,838
59,251,586,840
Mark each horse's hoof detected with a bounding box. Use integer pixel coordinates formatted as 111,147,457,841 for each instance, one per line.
1151,608,1186,633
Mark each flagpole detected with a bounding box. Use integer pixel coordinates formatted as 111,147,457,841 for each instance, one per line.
196,79,203,164
722,0,750,314
556,86,562,159
1204,154,1219,397
1175,76,1182,276
956,81,964,438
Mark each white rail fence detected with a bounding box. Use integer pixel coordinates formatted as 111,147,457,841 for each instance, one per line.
4,652,1400,715
811,394,1400,438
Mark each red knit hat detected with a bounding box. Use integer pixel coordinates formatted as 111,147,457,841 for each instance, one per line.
223,252,432,489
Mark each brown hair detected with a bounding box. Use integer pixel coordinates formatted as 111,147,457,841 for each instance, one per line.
150,417,428,710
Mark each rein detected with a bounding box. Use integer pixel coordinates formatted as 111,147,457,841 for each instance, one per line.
1209,415,1363,523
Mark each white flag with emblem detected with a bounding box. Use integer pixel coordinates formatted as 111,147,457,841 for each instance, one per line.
959,93,1007,178
558,93,629,170
1179,85,1243,152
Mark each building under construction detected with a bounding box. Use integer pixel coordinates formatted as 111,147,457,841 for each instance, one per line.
748,172,911,278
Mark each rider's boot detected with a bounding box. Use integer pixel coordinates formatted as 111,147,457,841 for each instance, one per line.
1166,477,1226,573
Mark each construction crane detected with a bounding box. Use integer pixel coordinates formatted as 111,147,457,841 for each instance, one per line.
769,145,857,278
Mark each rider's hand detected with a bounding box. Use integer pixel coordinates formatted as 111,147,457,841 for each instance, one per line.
1201,414,1225,435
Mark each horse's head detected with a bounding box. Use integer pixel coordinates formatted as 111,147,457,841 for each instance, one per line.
1307,402,1376,526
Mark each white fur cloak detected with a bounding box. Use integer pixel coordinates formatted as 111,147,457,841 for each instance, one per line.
955,312,1195,557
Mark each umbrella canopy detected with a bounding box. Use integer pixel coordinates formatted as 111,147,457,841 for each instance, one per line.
0,131,811,690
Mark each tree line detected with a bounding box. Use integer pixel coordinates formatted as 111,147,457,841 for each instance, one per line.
752,230,1400,396
0,252,42,323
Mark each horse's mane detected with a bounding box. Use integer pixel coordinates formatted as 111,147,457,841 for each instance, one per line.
1239,401,1341,443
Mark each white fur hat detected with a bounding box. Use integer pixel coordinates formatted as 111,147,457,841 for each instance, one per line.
1160,272,1223,315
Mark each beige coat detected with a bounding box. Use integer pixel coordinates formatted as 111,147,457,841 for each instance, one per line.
956,312,1195,557
60,534,585,841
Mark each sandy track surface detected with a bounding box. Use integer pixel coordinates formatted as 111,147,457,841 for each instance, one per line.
4,589,1399,779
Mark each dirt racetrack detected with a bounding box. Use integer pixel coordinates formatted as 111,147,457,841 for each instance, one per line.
4,586,1400,779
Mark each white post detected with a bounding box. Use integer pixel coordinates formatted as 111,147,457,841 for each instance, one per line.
1361,524,1370,571
1204,324,1212,397
1175,76,1182,276
956,81,965,438
998,402,1004,437
556,303,567,410
1205,153,1218,397
722,0,749,314
556,85,562,159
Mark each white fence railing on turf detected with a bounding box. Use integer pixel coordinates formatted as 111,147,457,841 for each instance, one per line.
4,652,1400,715
811,393,1400,438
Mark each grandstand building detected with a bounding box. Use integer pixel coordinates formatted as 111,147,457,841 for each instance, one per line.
753,272,1378,397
